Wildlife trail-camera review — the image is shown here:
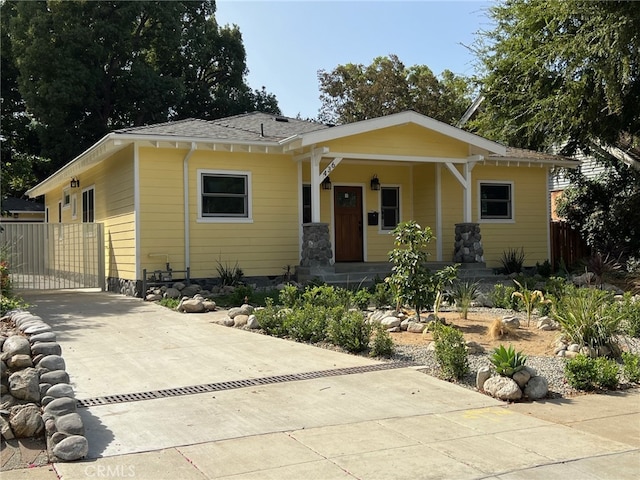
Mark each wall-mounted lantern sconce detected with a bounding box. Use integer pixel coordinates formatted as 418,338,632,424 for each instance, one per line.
70,177,80,188
370,174,380,191
321,176,332,190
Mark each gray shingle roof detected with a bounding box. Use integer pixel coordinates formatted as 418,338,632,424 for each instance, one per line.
1,197,45,213
115,112,328,142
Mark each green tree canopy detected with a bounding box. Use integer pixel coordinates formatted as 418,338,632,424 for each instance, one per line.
1,0,280,190
472,0,639,155
317,54,473,125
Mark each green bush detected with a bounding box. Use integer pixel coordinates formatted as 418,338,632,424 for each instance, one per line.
565,354,620,391
370,324,395,358
229,285,253,306
544,276,569,299
352,289,372,310
490,344,527,378
159,297,180,309
535,259,553,277
553,288,622,351
432,324,469,380
489,284,520,310
372,281,394,309
278,284,300,308
282,304,329,343
255,299,287,337
611,292,640,338
302,285,351,309
215,260,244,286
621,352,640,383
327,310,371,353
0,295,27,316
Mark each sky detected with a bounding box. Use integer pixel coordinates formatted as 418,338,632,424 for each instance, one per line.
216,0,494,119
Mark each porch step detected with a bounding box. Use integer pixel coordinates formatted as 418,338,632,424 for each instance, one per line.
297,262,498,287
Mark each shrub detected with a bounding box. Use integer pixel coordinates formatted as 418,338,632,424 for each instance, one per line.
432,324,469,380
282,304,329,343
535,259,553,277
553,288,622,351
611,292,640,338
216,260,244,286
370,324,395,358
327,310,371,353
621,352,640,383
352,289,372,310
0,295,27,316
565,354,620,391
302,285,351,309
451,280,479,320
229,285,253,306
500,247,525,274
371,281,394,309
490,344,527,377
489,284,519,310
255,298,287,337
278,284,300,308
544,276,569,299
159,297,180,309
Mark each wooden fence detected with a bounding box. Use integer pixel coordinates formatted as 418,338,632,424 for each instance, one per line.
550,221,590,270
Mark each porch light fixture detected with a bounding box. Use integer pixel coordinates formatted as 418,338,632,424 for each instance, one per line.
321,176,332,190
70,177,80,188
370,174,380,191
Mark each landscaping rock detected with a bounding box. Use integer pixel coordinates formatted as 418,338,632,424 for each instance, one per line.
29,332,57,344
476,366,491,390
400,318,410,331
177,298,205,313
203,300,217,312
9,368,40,402
512,369,531,389
483,376,523,401
52,435,89,461
55,412,84,436
228,304,254,318
406,321,426,333
40,370,70,385
145,293,162,302
2,336,31,359
233,314,249,327
180,284,202,297
44,397,77,416
23,324,53,335
567,344,581,352
31,342,62,357
465,341,485,354
524,376,549,400
37,355,66,371
0,414,14,440
573,272,596,286
172,282,186,291
9,403,43,438
380,317,402,328
46,383,74,399
368,310,398,323
6,354,33,369
246,315,259,329
163,288,181,299
502,316,520,329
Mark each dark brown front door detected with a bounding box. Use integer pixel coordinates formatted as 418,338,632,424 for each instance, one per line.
334,186,363,262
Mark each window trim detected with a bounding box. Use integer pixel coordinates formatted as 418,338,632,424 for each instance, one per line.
82,185,95,224
62,188,71,209
378,185,401,233
197,169,253,223
71,194,78,220
478,180,515,223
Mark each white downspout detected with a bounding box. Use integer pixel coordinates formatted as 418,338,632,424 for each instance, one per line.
183,142,196,271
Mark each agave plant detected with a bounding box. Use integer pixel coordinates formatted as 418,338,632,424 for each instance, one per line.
490,344,527,378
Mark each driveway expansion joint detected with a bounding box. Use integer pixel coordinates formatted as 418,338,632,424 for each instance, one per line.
76,361,418,408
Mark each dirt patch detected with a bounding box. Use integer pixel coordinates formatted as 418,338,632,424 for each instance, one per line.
390,309,561,357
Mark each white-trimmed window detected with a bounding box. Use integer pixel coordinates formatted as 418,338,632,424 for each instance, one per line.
198,170,252,222
380,186,400,230
71,194,78,220
302,184,312,224
480,182,513,220
62,188,71,208
82,186,95,223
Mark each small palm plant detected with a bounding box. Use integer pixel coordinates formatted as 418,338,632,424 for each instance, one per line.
490,344,527,378
511,280,550,327
451,280,479,320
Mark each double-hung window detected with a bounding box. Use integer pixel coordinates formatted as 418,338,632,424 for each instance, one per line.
82,187,95,223
480,182,513,220
302,184,312,224
199,170,251,221
381,187,400,230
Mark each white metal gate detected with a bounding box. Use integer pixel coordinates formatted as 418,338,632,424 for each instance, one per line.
1,223,105,290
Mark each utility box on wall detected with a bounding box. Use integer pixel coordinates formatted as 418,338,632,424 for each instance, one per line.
367,211,379,226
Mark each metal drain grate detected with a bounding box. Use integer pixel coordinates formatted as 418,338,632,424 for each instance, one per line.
76,361,416,408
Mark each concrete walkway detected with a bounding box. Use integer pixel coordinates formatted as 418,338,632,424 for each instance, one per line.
3,291,639,479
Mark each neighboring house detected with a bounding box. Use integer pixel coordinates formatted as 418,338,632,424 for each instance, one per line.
26,110,576,295
0,197,45,223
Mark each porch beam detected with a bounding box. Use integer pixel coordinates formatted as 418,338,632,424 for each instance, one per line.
324,151,467,164
320,157,342,180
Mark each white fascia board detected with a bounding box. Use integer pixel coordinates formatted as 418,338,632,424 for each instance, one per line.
290,111,507,155
488,156,579,168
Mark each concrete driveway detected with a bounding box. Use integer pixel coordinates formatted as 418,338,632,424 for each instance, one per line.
5,291,639,479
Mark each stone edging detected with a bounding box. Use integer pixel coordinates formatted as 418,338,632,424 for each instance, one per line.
0,311,88,462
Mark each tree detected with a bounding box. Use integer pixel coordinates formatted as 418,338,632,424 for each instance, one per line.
317,54,473,125
473,0,640,260
472,0,639,155
3,0,279,178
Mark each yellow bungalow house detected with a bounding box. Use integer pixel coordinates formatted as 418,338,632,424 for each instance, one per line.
26,110,576,296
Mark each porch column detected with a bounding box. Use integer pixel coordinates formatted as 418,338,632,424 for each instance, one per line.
310,149,321,222
454,223,484,263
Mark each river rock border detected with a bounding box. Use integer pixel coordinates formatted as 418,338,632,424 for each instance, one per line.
1,311,88,462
